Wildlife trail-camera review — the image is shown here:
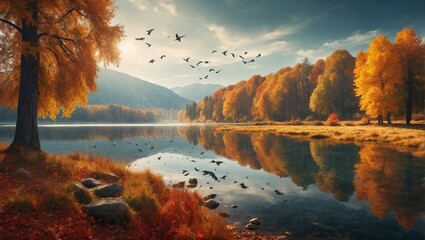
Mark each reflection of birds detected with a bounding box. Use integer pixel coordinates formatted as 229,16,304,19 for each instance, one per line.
183,57,190,62
202,170,218,181
146,28,154,35
149,59,155,63
146,43,152,47
256,53,261,58
160,55,166,59
194,167,199,171
274,190,283,195
137,149,142,152
150,145,154,150
135,37,145,41
175,33,185,42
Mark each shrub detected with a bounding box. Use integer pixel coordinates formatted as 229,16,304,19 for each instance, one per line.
326,113,340,126
4,194,35,213
358,116,370,126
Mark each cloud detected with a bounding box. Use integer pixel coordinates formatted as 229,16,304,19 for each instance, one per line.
159,2,177,16
323,30,379,49
296,49,316,62
208,24,249,48
262,23,307,40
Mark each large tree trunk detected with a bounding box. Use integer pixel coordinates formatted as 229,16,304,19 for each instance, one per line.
9,0,41,151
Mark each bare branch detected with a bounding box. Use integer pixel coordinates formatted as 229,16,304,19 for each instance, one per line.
0,18,22,33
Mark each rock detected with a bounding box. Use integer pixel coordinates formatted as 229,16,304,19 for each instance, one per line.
231,204,238,208
249,218,261,225
71,182,92,204
93,183,124,198
13,168,31,179
92,172,119,182
245,223,259,230
187,178,197,188
81,178,102,188
0,163,5,173
86,198,130,224
204,199,219,210
218,211,230,218
172,181,185,188
202,193,217,200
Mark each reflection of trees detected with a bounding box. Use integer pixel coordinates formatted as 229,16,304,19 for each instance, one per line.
37,126,177,141
355,145,425,229
310,141,359,202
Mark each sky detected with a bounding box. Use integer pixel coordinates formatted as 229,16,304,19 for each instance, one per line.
109,0,425,88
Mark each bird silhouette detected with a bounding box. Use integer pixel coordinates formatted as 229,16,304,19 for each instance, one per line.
190,65,196,68
274,190,283,195
243,59,255,64
204,75,208,79
230,53,235,58
222,51,228,56
212,50,217,53
160,55,166,59
256,53,261,58
135,37,145,41
146,28,154,35
198,77,203,80
183,57,190,62
146,43,152,47
175,33,185,42
215,69,221,74
196,61,203,65
202,170,218,181
244,51,248,55
204,61,210,64
239,55,244,59
148,59,155,63
209,68,215,72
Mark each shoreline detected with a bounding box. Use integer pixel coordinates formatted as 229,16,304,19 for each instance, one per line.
215,122,425,159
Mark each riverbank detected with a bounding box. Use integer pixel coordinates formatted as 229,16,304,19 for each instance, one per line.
0,144,234,239
215,121,425,158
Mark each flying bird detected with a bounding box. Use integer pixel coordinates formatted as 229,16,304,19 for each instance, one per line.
230,53,235,58
175,33,185,42
243,59,255,64
274,190,283,195
204,61,210,64
212,50,217,53
239,55,244,59
146,43,152,47
244,51,248,55
222,51,228,56
135,37,145,41
190,65,196,68
160,55,166,59
183,57,190,62
148,59,155,63
256,53,261,58
209,68,215,72
146,28,154,35
196,61,203,65
215,69,221,74
204,75,208,79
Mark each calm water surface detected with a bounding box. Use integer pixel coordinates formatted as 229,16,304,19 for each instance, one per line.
1,123,424,239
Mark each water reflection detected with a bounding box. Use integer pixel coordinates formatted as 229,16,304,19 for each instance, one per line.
0,124,424,237
178,125,425,232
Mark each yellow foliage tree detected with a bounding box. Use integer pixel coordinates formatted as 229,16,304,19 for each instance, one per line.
354,35,403,124
394,28,425,124
0,0,124,150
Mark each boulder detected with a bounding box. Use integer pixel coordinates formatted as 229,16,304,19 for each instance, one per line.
93,183,124,198
81,178,102,188
249,218,261,225
86,198,130,224
202,193,217,200
231,204,238,209
172,181,185,188
71,182,92,204
13,168,31,179
204,199,219,210
245,223,259,230
218,211,230,218
92,172,119,182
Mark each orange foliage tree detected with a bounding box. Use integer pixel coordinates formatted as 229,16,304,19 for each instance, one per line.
0,0,124,150
354,35,403,124
394,28,425,124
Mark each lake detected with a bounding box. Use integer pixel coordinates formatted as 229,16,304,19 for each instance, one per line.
1,123,424,239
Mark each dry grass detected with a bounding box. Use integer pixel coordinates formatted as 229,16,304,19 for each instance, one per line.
0,145,233,239
216,121,425,158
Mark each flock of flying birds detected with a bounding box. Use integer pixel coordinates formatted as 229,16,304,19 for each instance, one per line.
135,28,262,80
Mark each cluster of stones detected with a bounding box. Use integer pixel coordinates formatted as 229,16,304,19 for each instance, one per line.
72,174,130,224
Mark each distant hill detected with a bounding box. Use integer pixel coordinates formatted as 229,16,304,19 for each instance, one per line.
90,68,193,109
171,83,224,101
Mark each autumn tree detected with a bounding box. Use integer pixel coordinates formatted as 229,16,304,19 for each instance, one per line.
0,0,124,150
310,50,358,119
309,59,325,85
394,28,425,124
354,35,403,124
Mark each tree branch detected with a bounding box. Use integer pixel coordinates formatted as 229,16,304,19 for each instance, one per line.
0,18,22,33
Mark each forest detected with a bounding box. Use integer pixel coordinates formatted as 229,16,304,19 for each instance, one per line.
0,105,179,123
180,28,425,125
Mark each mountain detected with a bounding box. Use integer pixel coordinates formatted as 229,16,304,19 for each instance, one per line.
89,68,193,109
171,83,224,101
